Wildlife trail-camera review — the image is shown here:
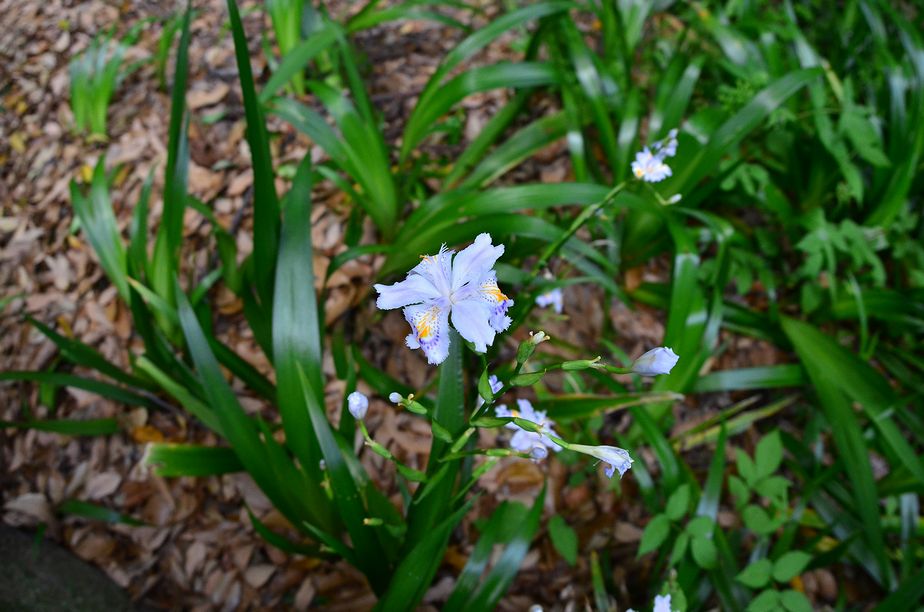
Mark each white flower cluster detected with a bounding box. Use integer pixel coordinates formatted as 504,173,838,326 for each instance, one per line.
374,233,683,480
631,129,679,183
495,399,563,457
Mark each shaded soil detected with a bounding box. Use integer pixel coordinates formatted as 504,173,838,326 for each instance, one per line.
0,524,142,612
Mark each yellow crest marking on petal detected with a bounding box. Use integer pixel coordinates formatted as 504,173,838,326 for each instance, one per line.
481,280,508,303
415,306,439,340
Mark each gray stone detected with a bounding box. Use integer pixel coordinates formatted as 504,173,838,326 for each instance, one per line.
0,524,142,612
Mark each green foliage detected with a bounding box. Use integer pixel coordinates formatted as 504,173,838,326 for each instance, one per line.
69,24,145,137
548,515,578,566
265,0,307,93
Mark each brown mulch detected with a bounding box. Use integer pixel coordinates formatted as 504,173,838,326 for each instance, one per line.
1,1,837,610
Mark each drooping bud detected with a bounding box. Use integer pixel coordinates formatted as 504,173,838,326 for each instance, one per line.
347,391,369,420
631,347,679,376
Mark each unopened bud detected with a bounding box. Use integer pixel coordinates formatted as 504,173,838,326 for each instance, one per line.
516,331,549,364
347,391,368,420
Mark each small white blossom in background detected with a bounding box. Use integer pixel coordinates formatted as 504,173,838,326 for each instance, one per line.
495,399,562,455
570,443,634,478
666,194,683,204
476,374,504,409
374,233,513,365
631,347,680,376
653,594,673,612
347,391,368,420
631,128,679,183
535,287,564,313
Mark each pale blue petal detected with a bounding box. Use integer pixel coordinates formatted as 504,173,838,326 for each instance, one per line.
403,302,450,365
653,594,672,612
451,233,504,292
535,288,563,314
515,398,539,422
510,429,540,452
374,274,440,310
450,299,496,353
410,245,454,296
463,271,513,332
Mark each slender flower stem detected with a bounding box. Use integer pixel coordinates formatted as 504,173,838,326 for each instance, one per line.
470,359,617,423
359,421,428,482
450,457,500,506
529,181,626,278
508,182,627,333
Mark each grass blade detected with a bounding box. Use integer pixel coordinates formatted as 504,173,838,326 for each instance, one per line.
782,317,893,587
0,371,156,409
144,443,243,477
402,62,560,158
71,159,128,300
57,499,145,526
0,417,118,436
25,315,144,388
461,485,546,610
259,23,338,104
374,497,475,611
298,364,388,593
227,0,280,310
272,159,327,494
693,365,807,392
150,3,192,305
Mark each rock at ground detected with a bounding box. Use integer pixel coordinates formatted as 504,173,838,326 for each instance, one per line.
0,524,141,612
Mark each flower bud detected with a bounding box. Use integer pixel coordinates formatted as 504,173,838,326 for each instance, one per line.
631,347,679,376
388,392,403,404
516,330,548,364
530,445,548,460
347,391,369,420
570,443,634,479
561,357,601,371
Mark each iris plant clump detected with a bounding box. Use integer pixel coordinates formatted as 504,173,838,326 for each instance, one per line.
375,233,679,480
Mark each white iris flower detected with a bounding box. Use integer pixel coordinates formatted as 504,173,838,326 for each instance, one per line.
631,129,679,183
374,233,513,365
535,287,564,313
653,594,673,612
631,347,679,376
495,399,562,455
570,443,634,479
